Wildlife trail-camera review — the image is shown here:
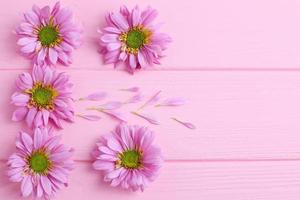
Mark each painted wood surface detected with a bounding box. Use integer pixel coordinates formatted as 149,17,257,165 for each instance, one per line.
0,0,300,199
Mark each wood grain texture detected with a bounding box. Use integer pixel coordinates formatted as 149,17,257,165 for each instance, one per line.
1,0,300,69
1,0,300,199
1,161,300,200
1,70,300,161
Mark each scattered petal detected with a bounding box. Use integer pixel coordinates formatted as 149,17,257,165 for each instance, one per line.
119,87,140,92
101,110,127,122
131,111,159,125
156,97,186,107
100,101,123,110
76,114,101,121
171,118,196,129
126,93,144,104
138,90,162,110
80,92,107,101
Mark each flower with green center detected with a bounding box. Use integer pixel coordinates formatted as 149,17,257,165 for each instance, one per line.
100,5,171,72
16,2,82,66
27,82,58,110
119,150,142,169
93,124,163,191
38,25,61,47
28,150,51,174
7,127,74,198
11,65,74,128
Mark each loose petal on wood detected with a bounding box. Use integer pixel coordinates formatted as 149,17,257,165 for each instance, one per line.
76,114,101,121
171,117,196,129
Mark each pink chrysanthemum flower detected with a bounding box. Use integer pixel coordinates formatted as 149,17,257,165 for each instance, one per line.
92,124,163,191
11,65,74,128
100,6,171,72
7,127,74,198
16,2,82,66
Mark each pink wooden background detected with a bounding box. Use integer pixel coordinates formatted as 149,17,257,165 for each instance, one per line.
1,0,300,199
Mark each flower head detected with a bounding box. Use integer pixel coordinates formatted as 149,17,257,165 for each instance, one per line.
7,127,74,198
16,2,82,66
92,124,163,191
11,65,74,128
100,5,171,72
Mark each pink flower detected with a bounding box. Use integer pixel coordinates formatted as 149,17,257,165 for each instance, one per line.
7,127,74,198
11,65,74,129
99,5,171,72
92,124,163,191
16,2,82,66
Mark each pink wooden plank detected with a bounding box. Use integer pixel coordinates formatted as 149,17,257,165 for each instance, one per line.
1,0,300,69
1,161,300,200
1,70,300,160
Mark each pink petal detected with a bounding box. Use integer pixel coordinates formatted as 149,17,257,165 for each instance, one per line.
21,42,36,53
12,107,28,121
137,51,147,68
77,114,101,121
49,169,67,183
110,12,129,31
42,109,50,125
132,6,141,26
131,111,159,125
106,168,123,179
21,176,33,197
26,107,37,127
157,97,186,107
129,54,137,69
102,110,127,122
107,42,121,51
100,101,123,110
17,37,37,46
43,67,53,85
81,92,107,101
34,111,43,127
37,48,46,64
120,86,140,92
34,128,43,149
141,7,158,26
20,133,33,154
40,176,52,195
101,34,118,43
126,93,143,104
32,65,44,82
103,27,121,34
139,90,162,110
172,118,196,130
11,93,29,106
48,48,58,64
36,179,44,198
119,51,127,61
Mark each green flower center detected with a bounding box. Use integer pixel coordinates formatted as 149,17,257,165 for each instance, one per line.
120,150,142,169
29,151,51,174
126,29,146,49
38,25,60,47
31,85,56,108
